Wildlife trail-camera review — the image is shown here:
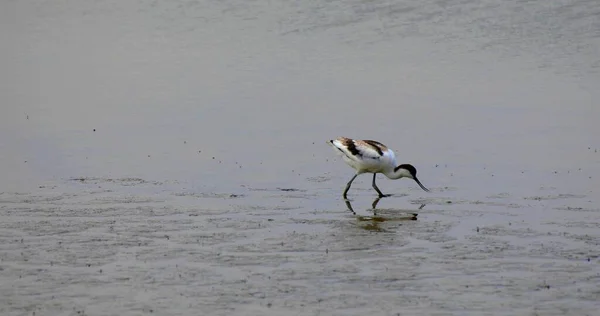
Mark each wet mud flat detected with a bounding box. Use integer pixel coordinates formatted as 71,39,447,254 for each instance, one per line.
3,0,600,314
1,178,598,316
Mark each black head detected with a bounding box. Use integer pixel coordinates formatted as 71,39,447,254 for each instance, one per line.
394,164,429,192
395,164,417,177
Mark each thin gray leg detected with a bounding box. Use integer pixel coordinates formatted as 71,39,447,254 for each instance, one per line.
344,199,356,214
372,173,387,197
343,174,358,199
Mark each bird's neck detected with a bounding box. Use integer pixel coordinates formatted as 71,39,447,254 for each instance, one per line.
383,167,411,180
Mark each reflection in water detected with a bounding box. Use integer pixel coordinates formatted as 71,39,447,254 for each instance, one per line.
345,198,425,232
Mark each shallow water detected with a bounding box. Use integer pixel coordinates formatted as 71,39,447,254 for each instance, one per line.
2,0,600,315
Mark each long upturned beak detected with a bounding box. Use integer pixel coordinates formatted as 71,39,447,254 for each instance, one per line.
413,177,430,192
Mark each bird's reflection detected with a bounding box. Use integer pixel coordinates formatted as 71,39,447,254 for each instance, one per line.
345,198,426,232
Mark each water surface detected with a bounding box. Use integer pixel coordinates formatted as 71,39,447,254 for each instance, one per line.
1,0,599,315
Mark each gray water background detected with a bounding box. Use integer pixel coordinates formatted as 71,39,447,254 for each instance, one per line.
1,0,599,315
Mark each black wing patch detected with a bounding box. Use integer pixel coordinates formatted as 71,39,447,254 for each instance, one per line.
331,138,382,160
345,140,362,157
362,140,385,156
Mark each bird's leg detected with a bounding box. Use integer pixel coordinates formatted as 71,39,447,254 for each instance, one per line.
372,173,390,198
343,174,358,199
344,199,356,215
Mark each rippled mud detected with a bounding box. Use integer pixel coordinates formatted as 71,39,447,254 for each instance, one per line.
3,0,600,315
1,175,598,316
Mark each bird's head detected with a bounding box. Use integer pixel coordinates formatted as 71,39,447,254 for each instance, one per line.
394,164,430,192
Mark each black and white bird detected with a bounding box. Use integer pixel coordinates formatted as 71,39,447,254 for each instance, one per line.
328,137,430,198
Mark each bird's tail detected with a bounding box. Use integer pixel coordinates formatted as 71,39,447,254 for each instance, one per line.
327,139,347,157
